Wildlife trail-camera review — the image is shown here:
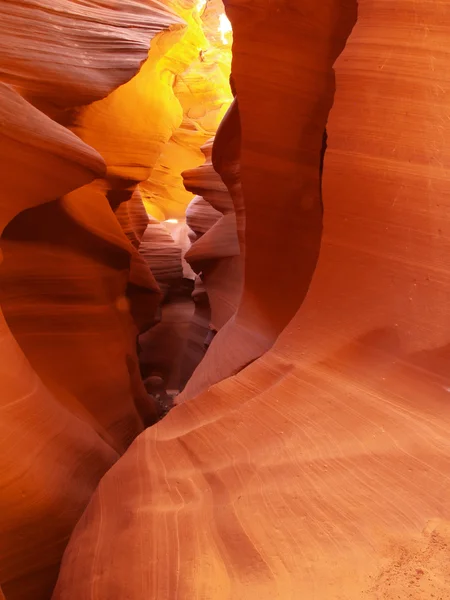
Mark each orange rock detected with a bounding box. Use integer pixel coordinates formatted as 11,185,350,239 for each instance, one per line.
0,1,183,594
182,134,242,334
1,193,150,452
0,84,118,599
139,217,183,286
0,0,181,110
0,84,105,230
53,0,450,598
186,195,222,235
8,0,450,598
179,0,356,400
141,0,233,220
114,188,150,249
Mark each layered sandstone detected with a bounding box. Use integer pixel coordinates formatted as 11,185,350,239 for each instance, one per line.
0,83,119,600
184,138,242,333
0,1,188,597
140,0,233,221
0,0,181,110
128,0,233,398
5,0,450,598
53,0,450,599
178,0,353,400
0,2,237,594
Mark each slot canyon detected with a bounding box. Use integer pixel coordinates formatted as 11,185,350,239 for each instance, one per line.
1,0,450,598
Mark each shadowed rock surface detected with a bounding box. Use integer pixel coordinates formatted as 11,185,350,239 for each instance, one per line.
2,0,450,599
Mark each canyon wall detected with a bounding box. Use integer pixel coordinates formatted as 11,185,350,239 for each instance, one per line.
133,0,234,393
178,0,356,400
0,1,232,597
184,137,243,333
0,0,177,591
0,80,118,600
53,0,450,598
2,0,450,598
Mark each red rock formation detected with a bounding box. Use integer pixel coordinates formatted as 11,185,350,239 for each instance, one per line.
184,139,243,333
114,188,150,249
0,1,187,596
178,0,352,400
178,275,212,387
0,84,105,226
53,0,450,598
119,0,234,400
137,216,195,393
59,0,234,405
7,0,450,598
0,84,119,600
0,0,181,110
140,0,232,221
186,194,222,235
139,217,183,287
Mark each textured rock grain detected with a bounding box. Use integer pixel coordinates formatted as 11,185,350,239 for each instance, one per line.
53,0,450,598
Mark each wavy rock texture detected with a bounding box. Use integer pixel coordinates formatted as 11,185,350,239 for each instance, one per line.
178,275,212,388
54,0,450,598
139,217,183,286
0,84,120,600
140,0,232,220
117,0,233,398
0,0,181,110
112,188,162,337
0,1,189,597
186,195,222,235
165,219,196,280
61,0,233,401
0,84,106,228
68,25,185,184
6,0,450,599
18,0,211,432
50,2,201,352
114,188,149,249
211,99,244,245
178,0,353,400
184,139,243,332
140,0,233,220
1,178,162,443
137,216,194,393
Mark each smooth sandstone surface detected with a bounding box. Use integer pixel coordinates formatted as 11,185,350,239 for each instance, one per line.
117,1,233,402
184,139,242,332
178,0,356,401
53,0,450,599
0,84,119,600
0,0,181,108
114,188,150,249
1,196,148,452
140,0,232,220
62,0,232,404
186,194,222,235
0,84,106,230
0,1,189,596
3,0,450,598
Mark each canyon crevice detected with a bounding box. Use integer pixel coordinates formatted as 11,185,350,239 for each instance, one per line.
1,0,450,599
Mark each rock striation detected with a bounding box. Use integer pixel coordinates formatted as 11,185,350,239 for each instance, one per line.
0,0,181,110
183,137,243,339
0,1,190,597
53,0,450,598
0,83,118,600
4,0,450,599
